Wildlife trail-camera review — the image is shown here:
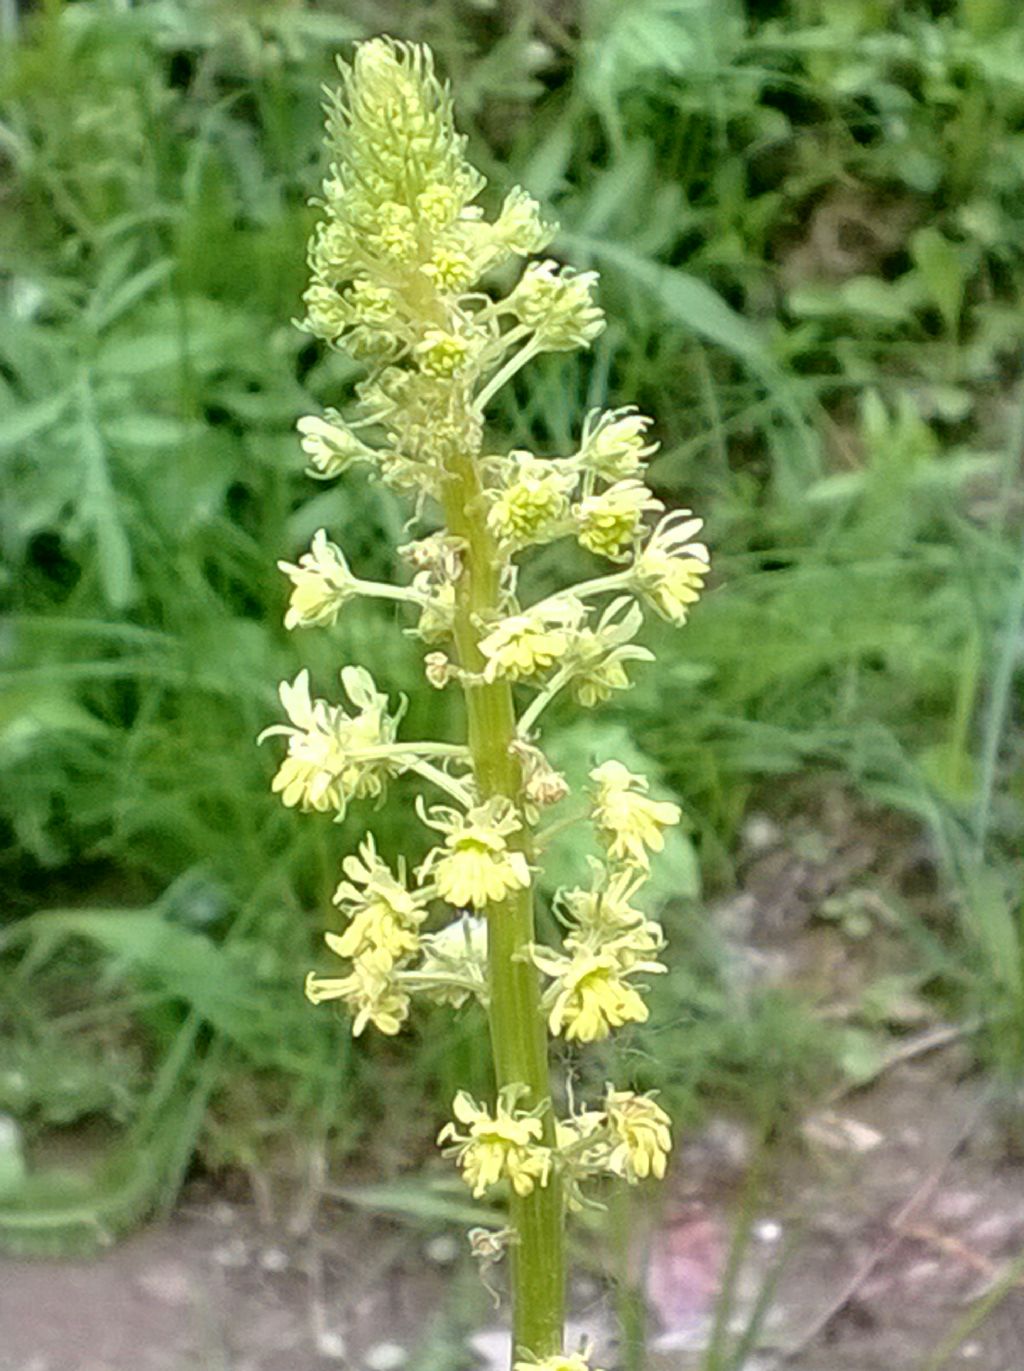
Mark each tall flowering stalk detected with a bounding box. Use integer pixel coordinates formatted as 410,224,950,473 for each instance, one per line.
260,39,709,1370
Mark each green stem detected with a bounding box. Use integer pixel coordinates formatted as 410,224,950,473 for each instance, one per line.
441,451,565,1362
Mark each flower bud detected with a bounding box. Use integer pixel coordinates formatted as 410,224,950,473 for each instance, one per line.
278,529,359,629
578,407,658,481
296,413,377,479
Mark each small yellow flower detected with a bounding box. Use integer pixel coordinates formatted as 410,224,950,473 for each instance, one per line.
439,1087,552,1198
416,327,471,377
326,918,419,976
419,797,532,909
560,597,652,708
590,760,681,868
258,667,403,817
491,186,553,258
511,260,605,352
371,200,419,261
487,453,575,549
478,597,584,684
557,865,648,934
578,407,658,481
572,652,629,708
296,413,377,479
633,510,710,625
302,283,349,341
604,1089,672,1182
328,834,428,973
346,277,399,326
278,529,358,630
423,246,476,290
554,1107,610,1213
415,182,459,229
574,480,663,561
304,960,410,1036
531,944,664,1043
554,1110,607,1154
600,919,666,969
556,863,665,967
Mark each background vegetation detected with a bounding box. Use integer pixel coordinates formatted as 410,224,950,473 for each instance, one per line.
1,0,1022,1265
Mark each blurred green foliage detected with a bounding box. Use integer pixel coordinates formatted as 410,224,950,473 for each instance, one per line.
1,0,1022,1252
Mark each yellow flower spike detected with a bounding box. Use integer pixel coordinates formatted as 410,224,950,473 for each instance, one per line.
318,39,485,279
604,1089,672,1182
439,1087,553,1199
589,760,681,869
274,34,713,1359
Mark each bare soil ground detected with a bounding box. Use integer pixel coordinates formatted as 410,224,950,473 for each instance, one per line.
2,1056,1023,1371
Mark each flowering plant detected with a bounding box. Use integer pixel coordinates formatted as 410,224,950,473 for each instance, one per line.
259,38,709,1369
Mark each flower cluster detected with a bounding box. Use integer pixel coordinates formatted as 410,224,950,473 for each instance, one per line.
439,1083,672,1208
418,797,532,909
258,667,406,818
260,37,711,1366
305,835,490,1033
478,597,585,684
590,760,682,869
531,856,668,1044
439,1086,552,1198
634,511,710,625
